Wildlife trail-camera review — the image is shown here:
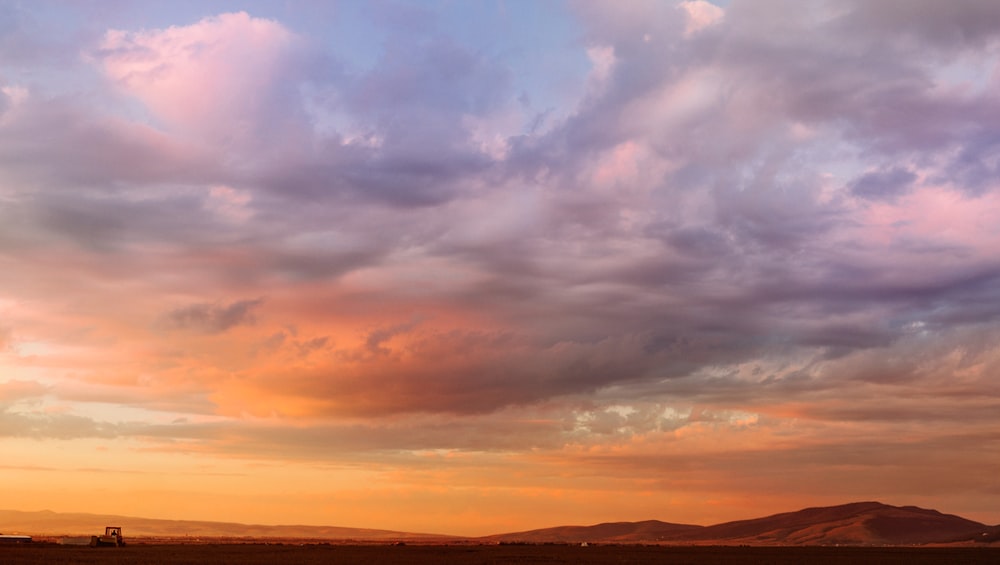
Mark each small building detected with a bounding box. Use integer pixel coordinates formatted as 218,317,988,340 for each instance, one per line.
0,534,32,543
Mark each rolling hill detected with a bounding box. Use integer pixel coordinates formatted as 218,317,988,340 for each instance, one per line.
480,519,703,543
0,509,452,541
487,502,996,545
676,501,991,545
2,502,996,545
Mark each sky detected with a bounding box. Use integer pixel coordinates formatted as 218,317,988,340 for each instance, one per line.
2,0,1000,537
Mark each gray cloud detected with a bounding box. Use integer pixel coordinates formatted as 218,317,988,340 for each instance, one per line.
164,299,264,334
0,94,218,189
850,167,917,200
2,1,1000,451
836,0,1000,51
0,407,118,440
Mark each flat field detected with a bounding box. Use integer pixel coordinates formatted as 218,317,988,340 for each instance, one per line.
2,543,1000,565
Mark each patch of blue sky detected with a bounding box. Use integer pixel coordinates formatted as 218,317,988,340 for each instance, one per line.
13,0,594,139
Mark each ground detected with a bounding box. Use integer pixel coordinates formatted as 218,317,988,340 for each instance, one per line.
2,543,1000,564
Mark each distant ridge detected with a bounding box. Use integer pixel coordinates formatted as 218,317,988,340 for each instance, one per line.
0,509,452,541
675,501,990,545
485,502,998,546
2,502,997,545
479,519,702,543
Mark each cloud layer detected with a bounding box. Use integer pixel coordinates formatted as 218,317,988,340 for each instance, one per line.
2,0,1000,534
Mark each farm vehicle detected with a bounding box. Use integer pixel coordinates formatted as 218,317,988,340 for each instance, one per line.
90,526,125,547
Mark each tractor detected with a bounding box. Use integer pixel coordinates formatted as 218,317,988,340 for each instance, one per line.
90,526,125,547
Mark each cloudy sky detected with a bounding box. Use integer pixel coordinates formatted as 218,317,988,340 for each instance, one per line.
3,0,1000,536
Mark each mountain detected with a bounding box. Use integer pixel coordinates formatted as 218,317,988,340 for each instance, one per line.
486,502,997,546
676,501,990,545
0,509,451,541
481,519,703,543
2,502,995,545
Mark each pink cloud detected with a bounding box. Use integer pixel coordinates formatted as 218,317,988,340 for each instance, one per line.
680,0,725,37
861,185,1000,259
99,12,299,144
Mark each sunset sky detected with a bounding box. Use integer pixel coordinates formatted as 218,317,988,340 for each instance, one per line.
2,0,1000,536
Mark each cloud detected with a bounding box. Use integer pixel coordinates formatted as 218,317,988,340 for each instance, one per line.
0,379,46,403
0,380,123,441
680,0,725,36
4,1,996,425
364,315,425,356
164,299,264,334
4,1,1000,528
98,12,304,145
850,167,918,200
0,91,216,190
836,0,1000,51
327,31,512,207
0,408,119,439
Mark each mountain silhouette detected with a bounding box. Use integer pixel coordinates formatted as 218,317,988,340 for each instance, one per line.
1,502,996,545
480,519,702,543
486,502,996,545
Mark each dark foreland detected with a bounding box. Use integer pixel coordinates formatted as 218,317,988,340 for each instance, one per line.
1,501,998,545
